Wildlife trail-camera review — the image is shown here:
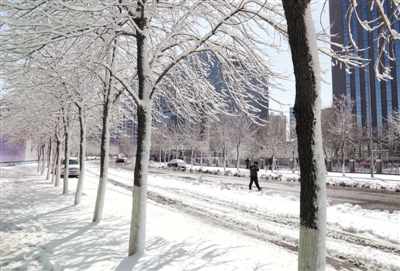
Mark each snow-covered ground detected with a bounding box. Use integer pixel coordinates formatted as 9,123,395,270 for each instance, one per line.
1,163,399,271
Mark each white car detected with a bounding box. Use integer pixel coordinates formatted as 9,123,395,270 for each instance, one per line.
167,159,186,168
61,158,80,177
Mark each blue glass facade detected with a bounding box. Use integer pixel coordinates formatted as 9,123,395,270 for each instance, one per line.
158,52,269,126
330,0,400,128
199,52,269,120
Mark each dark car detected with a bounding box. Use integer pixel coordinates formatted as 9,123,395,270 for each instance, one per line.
115,157,125,163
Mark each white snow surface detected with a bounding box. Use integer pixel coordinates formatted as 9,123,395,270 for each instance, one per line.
1,163,399,271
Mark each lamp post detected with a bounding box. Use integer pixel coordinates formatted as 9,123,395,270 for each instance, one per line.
366,68,374,177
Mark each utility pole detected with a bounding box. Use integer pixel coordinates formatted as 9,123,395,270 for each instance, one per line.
366,68,374,177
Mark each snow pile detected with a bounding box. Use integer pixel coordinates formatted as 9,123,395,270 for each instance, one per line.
325,177,400,191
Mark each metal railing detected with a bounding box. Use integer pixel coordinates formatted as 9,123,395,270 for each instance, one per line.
0,160,38,167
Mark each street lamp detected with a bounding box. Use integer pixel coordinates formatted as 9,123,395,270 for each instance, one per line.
366,68,374,177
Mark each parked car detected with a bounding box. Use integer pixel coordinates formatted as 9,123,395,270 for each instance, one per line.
167,159,186,168
115,157,125,163
61,158,80,177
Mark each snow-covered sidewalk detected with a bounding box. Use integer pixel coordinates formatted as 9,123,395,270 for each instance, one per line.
1,164,300,270
1,163,399,270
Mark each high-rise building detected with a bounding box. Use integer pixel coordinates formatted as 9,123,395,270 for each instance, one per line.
268,112,287,140
329,0,400,128
289,107,295,139
197,52,270,121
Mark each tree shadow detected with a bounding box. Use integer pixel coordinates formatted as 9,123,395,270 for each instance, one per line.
39,221,99,254
115,236,271,271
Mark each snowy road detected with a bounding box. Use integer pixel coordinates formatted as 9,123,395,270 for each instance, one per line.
103,164,400,270
118,164,400,213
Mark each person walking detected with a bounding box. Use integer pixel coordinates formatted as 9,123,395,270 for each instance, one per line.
245,157,250,169
268,155,274,172
249,161,262,191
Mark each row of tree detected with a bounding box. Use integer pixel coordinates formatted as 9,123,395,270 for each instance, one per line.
148,95,400,171
1,0,398,270
322,95,400,162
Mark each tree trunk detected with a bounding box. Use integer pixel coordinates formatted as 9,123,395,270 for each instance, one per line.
55,140,62,187
46,139,52,180
37,144,41,172
63,128,70,194
129,103,152,256
75,106,86,205
191,147,194,167
342,147,346,176
51,145,57,183
129,16,152,256
200,150,203,169
281,1,327,270
223,148,227,171
236,146,240,170
92,97,111,221
92,42,116,222
41,144,46,174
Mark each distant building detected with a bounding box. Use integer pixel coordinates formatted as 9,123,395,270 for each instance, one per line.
200,52,269,120
289,107,295,139
329,0,400,128
268,112,287,139
0,136,37,163
161,52,269,125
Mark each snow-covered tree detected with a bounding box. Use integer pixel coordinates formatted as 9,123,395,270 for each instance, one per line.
209,114,233,171
347,0,400,80
181,122,203,167
1,0,374,261
331,95,357,175
321,106,338,159
228,114,253,170
258,115,288,159
386,110,400,156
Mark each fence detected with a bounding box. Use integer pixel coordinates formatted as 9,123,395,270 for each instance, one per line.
0,160,38,167
188,156,400,175
326,157,400,175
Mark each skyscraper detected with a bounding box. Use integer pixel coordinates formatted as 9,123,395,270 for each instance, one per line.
329,0,400,128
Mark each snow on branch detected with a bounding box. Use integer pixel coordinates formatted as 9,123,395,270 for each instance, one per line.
347,0,399,80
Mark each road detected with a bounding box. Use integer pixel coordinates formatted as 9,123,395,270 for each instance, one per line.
117,164,400,213
110,163,400,270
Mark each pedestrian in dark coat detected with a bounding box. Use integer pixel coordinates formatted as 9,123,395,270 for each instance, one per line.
249,161,262,191
245,158,250,169
268,156,274,172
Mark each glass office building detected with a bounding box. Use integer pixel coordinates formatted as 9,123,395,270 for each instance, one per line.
329,0,400,128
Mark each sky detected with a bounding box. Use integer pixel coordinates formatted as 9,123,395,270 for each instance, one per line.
1,162,399,271
268,1,333,115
